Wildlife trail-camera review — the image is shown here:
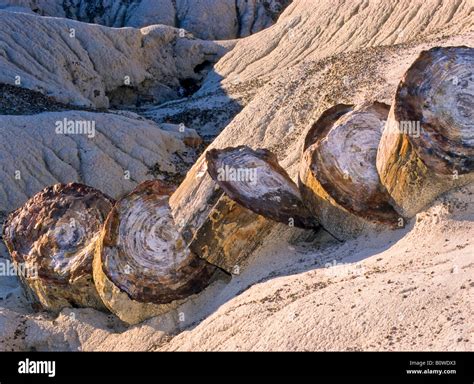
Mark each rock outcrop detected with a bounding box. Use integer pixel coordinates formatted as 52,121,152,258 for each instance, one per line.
0,111,195,213
0,0,290,40
0,11,232,108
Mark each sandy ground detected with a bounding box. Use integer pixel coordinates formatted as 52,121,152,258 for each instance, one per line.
1,183,472,351
159,184,474,351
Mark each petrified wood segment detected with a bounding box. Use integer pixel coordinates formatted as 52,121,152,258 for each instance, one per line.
377,46,474,217
168,155,275,274
299,102,400,239
93,180,216,324
188,194,272,273
303,104,354,153
206,146,319,229
2,183,113,312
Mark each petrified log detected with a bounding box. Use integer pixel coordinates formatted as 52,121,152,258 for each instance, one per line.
168,155,275,274
299,102,400,239
206,146,319,229
2,183,113,312
377,46,474,217
187,193,273,272
93,180,217,325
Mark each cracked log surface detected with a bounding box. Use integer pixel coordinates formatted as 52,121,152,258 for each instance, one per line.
377,46,474,217
2,183,114,312
169,156,275,274
299,102,400,239
206,146,318,229
93,180,217,325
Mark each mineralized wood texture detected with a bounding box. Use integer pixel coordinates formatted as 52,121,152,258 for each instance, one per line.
377,46,474,217
299,103,400,239
206,146,319,229
188,193,273,273
2,183,113,312
93,180,216,324
169,156,274,274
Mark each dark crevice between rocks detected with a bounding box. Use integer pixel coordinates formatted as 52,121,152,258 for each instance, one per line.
157,103,244,144
194,60,213,74
178,78,201,97
235,0,242,37
105,60,215,109
171,0,180,28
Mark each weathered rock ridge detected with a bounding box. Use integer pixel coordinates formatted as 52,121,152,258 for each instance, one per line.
0,11,232,108
0,0,290,40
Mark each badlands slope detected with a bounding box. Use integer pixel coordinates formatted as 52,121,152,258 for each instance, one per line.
0,11,232,108
0,0,290,39
0,0,473,351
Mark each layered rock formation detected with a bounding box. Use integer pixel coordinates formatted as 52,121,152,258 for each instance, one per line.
0,0,290,40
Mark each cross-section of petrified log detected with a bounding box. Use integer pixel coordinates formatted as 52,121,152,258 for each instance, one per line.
206,146,319,229
377,46,474,217
2,183,114,312
299,102,400,239
93,180,217,325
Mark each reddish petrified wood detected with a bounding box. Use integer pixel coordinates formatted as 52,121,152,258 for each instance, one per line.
93,180,216,324
3,183,114,312
377,46,474,217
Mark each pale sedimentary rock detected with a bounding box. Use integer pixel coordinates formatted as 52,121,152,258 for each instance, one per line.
0,0,290,40
299,103,400,239
93,180,217,324
377,46,474,217
0,111,192,213
0,11,232,108
2,183,114,312
159,123,203,148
